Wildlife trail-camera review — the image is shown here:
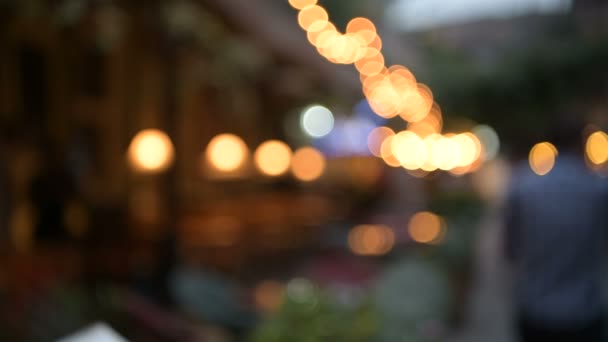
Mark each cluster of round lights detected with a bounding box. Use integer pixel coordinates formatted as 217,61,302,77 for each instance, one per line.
347,211,447,256
289,0,498,174
126,129,326,182
205,134,326,181
528,130,607,176
290,0,436,124
367,126,483,174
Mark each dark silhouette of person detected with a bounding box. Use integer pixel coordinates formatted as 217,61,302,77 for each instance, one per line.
504,117,608,341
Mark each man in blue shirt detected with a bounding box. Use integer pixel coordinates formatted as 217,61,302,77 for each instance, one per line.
504,123,608,341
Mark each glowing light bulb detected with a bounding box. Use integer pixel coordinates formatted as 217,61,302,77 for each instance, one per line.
206,134,248,172
255,140,293,176
529,142,558,176
128,129,175,173
300,105,335,138
291,147,326,182
586,131,608,165
348,224,395,256
408,211,446,244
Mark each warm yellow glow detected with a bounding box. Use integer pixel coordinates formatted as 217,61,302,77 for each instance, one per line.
255,281,285,314
361,69,386,95
529,142,558,176
425,134,450,170
298,5,329,32
367,126,394,157
255,140,293,176
392,131,427,170
375,129,485,172
291,147,326,182
408,121,438,138
408,211,445,244
307,22,336,46
399,84,433,122
451,133,482,167
206,134,248,172
291,3,450,151
586,131,608,165
329,38,352,63
368,86,403,120
356,53,386,77
289,0,317,10
421,134,442,171
368,35,383,51
380,135,402,167
314,27,339,49
426,103,444,132
128,129,175,173
346,17,377,43
348,224,395,256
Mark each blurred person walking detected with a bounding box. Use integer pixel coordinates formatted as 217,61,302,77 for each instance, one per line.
504,119,608,342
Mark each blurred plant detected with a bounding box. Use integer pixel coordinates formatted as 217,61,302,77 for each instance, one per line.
250,279,377,342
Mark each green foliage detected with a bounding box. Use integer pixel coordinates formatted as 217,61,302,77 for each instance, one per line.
250,284,378,342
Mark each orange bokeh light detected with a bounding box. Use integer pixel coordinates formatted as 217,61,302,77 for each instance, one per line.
408,211,446,244
367,126,394,157
288,0,317,10
346,17,377,45
586,131,608,165
307,22,336,46
392,130,427,170
348,224,395,256
529,142,558,176
291,147,326,182
128,129,175,173
298,5,329,32
380,135,402,167
254,140,293,177
206,134,248,172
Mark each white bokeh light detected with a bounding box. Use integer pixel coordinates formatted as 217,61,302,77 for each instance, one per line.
473,125,500,161
300,105,335,138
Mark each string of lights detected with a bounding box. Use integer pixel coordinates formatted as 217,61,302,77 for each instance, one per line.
288,0,488,174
